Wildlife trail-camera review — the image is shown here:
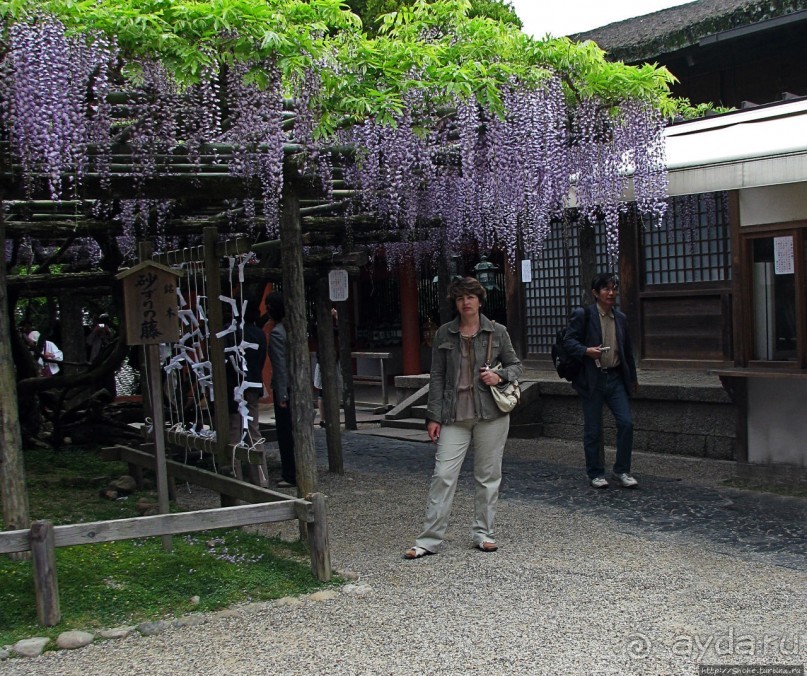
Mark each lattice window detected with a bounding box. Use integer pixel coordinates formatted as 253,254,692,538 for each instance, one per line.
524,219,609,354
642,192,731,286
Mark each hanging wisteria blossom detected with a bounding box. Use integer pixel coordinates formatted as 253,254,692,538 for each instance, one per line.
0,15,117,199
341,74,668,265
0,6,674,269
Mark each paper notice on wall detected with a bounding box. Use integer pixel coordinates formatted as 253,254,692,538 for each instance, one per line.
521,259,532,283
774,236,794,275
328,269,349,301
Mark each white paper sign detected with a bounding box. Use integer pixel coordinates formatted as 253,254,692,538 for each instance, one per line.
521,259,532,283
774,236,794,275
328,269,349,301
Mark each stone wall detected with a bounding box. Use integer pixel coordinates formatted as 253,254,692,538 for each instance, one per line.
392,373,737,460
528,380,736,460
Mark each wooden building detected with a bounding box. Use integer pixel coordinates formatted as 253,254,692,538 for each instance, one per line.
536,1,807,469
520,0,807,368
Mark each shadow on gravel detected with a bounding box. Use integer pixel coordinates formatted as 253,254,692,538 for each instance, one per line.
323,430,807,571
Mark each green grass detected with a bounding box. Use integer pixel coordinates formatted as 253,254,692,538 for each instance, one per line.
0,446,338,646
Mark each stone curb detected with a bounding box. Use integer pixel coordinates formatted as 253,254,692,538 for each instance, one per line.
0,571,360,661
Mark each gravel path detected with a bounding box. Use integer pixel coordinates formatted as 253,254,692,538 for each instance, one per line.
2,432,805,675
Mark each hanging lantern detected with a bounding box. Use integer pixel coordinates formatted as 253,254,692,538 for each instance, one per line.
474,255,499,291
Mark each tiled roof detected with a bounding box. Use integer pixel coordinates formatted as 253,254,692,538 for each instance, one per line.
572,0,807,61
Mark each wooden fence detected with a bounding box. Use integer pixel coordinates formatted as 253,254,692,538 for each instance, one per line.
0,444,330,627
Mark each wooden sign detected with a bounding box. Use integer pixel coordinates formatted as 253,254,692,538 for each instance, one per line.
116,261,183,345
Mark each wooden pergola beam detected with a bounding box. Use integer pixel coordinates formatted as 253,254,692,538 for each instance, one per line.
7,270,115,292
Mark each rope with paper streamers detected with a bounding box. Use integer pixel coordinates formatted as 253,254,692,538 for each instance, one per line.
157,244,266,481
162,258,216,467
218,250,266,481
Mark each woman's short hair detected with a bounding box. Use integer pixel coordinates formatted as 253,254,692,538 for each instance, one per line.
447,276,486,304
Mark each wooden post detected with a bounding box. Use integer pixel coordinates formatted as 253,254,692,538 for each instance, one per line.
31,520,60,626
279,178,317,496
400,258,420,376
578,221,603,467
437,252,453,325
306,493,331,582
579,219,597,307
203,227,231,473
618,208,641,360
727,190,745,366
0,204,31,549
504,252,526,361
336,299,357,430
146,343,172,551
317,276,343,473
131,242,172,551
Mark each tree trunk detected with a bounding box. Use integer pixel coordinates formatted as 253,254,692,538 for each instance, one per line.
0,203,31,541
280,180,317,495
59,292,86,375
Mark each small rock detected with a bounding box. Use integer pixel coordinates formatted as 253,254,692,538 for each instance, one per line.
211,609,240,620
173,615,207,628
275,596,302,607
309,590,339,602
189,595,201,606
137,620,169,636
0,648,9,660
136,499,159,515
98,626,136,640
338,570,360,581
110,475,137,493
99,489,119,500
56,630,94,650
343,583,373,597
12,637,50,657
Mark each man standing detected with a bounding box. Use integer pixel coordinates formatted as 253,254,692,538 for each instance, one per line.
563,273,639,489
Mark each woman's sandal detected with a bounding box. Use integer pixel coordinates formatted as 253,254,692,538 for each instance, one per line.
476,541,498,552
403,546,434,560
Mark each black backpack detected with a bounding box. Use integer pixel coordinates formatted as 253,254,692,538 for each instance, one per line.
551,307,589,381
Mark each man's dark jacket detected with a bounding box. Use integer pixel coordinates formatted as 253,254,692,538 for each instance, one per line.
562,303,637,398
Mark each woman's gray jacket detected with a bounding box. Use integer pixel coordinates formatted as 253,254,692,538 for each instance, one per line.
426,314,522,425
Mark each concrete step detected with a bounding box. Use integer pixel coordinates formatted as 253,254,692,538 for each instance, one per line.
411,404,428,418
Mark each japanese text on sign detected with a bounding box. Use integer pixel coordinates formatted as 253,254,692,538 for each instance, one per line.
119,262,181,345
328,269,349,302
774,236,794,275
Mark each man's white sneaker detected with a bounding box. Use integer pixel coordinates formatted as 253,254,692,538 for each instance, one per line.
590,476,609,488
613,473,638,488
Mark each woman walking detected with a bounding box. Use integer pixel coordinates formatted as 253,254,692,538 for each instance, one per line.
405,277,522,559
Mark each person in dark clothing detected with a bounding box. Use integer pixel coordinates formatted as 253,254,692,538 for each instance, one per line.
266,293,296,488
563,272,639,489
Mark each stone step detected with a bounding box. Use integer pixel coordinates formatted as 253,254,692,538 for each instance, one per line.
380,417,425,431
